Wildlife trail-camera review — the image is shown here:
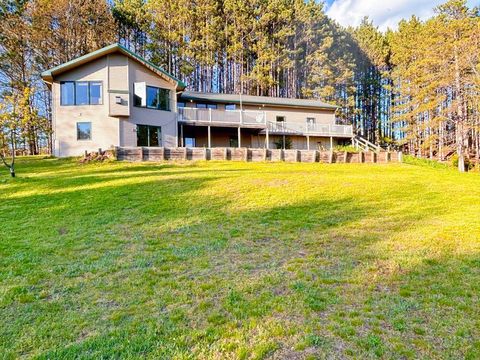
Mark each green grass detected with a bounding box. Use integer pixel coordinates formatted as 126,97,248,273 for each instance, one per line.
1,157,480,359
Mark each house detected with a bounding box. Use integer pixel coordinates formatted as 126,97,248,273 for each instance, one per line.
41,44,353,158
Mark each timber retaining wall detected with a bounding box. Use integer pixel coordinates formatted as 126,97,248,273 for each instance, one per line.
116,147,403,164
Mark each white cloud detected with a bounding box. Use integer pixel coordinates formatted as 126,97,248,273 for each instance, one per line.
326,0,478,31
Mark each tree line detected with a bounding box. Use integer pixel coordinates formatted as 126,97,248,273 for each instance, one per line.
0,0,478,171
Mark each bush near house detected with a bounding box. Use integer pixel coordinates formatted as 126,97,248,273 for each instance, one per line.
1,157,480,359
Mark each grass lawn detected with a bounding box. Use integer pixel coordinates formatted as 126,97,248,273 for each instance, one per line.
1,157,480,359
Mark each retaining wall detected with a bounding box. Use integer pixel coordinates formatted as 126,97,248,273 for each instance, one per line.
117,147,402,164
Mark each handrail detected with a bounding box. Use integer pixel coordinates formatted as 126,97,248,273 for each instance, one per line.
267,121,353,136
353,135,381,152
177,108,353,137
177,107,266,125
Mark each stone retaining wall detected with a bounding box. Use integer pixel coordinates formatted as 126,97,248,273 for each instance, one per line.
116,147,402,164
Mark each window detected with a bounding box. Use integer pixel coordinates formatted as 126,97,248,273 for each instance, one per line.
61,82,75,105
196,103,217,109
90,82,102,105
177,102,186,108
225,104,236,111
185,137,196,147
306,117,316,131
61,81,102,106
276,116,286,131
77,122,91,140
75,82,89,105
137,125,162,147
145,86,171,111
134,82,146,107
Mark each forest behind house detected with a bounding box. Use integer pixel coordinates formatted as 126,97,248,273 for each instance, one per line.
0,0,479,170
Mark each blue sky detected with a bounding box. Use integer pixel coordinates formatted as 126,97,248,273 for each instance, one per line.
324,0,479,31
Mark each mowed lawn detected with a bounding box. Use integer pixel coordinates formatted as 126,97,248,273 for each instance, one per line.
1,158,480,359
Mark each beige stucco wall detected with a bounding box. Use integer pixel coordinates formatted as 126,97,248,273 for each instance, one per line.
120,59,177,148
107,54,130,117
53,57,121,157
243,105,335,126
51,52,178,156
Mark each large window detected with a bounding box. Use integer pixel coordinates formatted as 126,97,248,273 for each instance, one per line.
145,86,171,111
137,125,162,147
61,82,75,105
61,81,102,106
77,122,92,140
75,82,89,105
89,82,102,105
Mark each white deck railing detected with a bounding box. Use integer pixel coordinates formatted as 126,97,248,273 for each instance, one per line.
177,107,266,125
268,122,353,137
177,107,353,137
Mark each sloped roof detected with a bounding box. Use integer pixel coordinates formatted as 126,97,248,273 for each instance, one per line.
41,43,186,90
179,91,338,110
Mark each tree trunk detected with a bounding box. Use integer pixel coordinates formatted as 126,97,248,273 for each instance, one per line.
454,44,465,172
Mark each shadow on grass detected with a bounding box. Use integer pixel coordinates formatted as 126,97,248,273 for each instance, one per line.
1,158,476,359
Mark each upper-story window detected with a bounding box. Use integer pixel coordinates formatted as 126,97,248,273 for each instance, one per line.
146,86,171,111
60,81,102,106
196,103,217,109
306,117,316,131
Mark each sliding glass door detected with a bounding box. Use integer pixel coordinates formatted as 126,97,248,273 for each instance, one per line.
137,125,162,147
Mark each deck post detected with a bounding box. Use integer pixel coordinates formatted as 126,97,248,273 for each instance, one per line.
329,136,334,163
208,126,211,148
209,108,212,123
238,127,241,148
266,127,269,149
307,135,310,150
180,124,184,147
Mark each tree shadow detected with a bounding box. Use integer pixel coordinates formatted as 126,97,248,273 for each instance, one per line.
1,158,476,359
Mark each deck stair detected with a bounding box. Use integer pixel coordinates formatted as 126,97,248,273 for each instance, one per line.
352,135,381,153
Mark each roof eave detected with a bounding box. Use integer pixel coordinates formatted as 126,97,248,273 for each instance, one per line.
40,43,186,90
180,94,338,111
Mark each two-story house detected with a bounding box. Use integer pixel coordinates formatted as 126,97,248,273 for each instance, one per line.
41,44,353,158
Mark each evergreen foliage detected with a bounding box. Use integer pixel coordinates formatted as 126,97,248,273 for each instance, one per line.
0,0,478,170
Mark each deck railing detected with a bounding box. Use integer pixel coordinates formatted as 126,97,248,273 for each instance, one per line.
177,107,266,125
177,107,353,137
267,122,353,137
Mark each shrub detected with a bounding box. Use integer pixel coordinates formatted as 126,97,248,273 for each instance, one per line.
274,136,292,149
403,155,451,169
334,145,359,153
